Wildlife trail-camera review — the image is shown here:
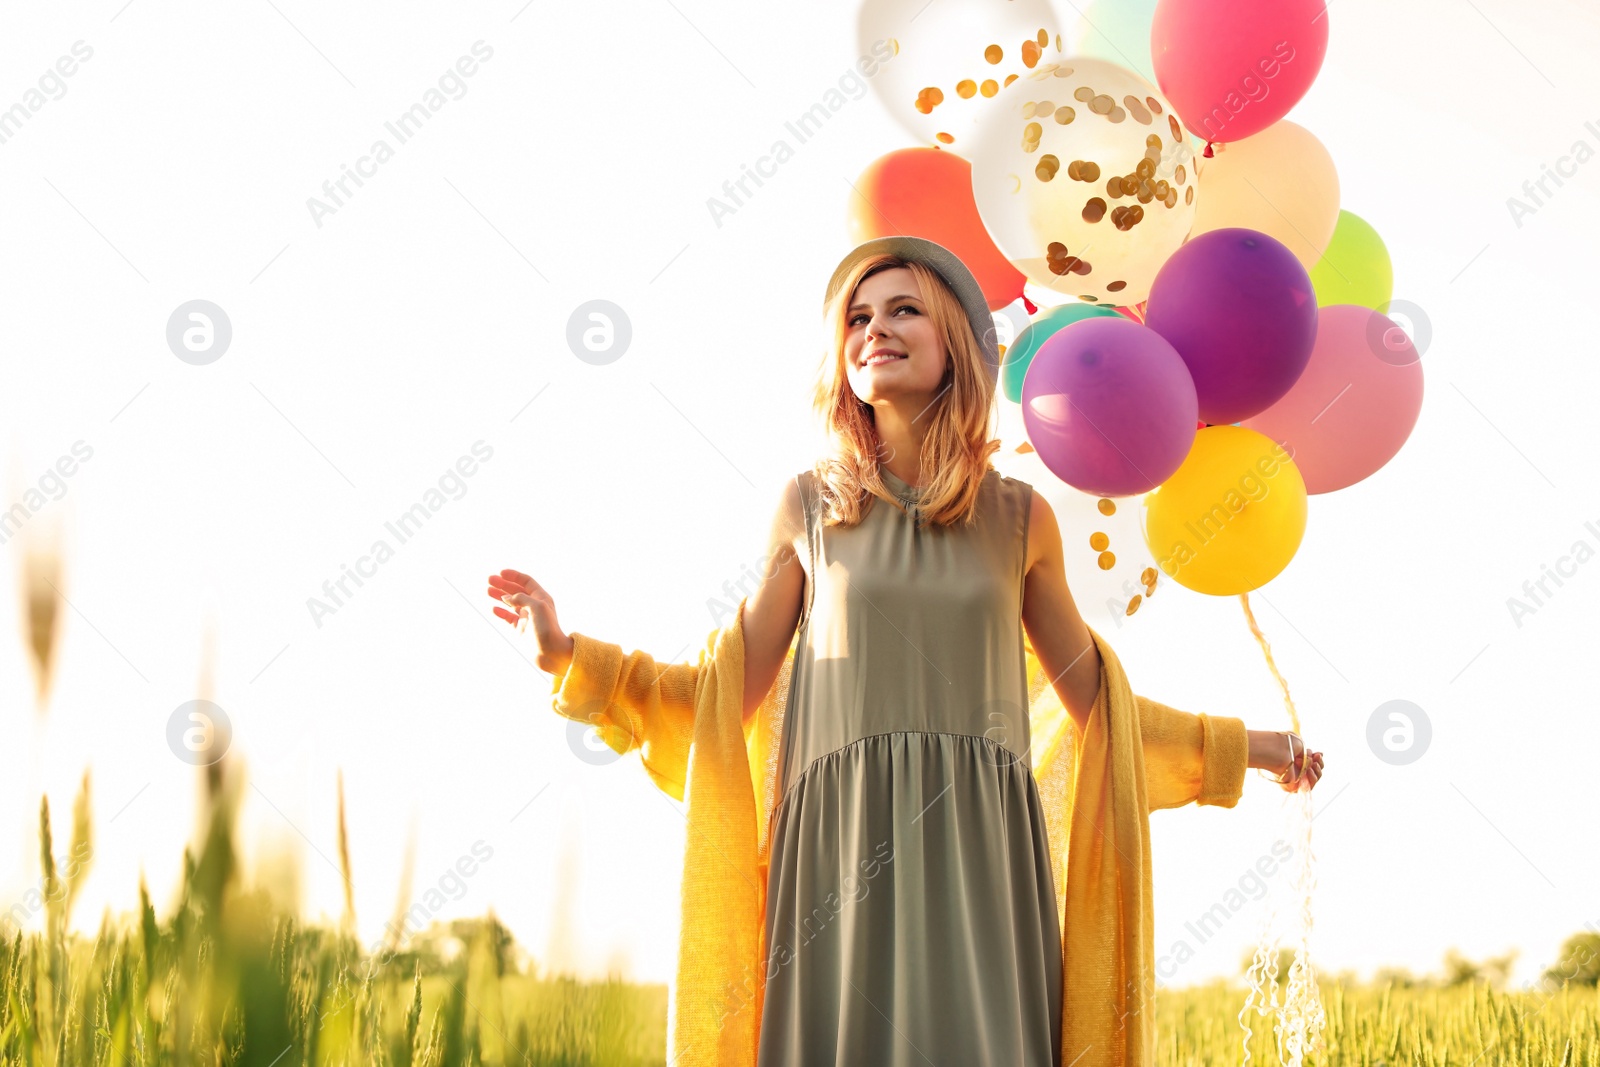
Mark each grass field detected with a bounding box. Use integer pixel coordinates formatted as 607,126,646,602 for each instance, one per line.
5,782,1600,1067
6,902,1599,1067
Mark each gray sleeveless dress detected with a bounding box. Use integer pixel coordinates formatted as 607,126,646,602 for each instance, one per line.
757,466,1063,1067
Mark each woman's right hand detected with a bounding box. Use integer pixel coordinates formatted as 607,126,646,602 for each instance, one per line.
487,568,574,676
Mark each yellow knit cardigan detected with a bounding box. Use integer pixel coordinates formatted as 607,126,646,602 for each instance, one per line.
548,597,1248,1067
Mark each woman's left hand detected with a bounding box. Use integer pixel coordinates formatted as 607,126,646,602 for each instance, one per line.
1275,734,1324,792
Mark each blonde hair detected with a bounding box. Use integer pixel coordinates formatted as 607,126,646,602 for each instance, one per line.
810,253,1002,529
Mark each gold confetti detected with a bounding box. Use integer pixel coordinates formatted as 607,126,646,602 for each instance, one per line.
1082,197,1107,223
915,87,944,114
1098,498,1117,515
1055,105,1075,124
1036,154,1060,181
1111,204,1144,230
985,44,1003,64
1090,532,1110,551
1045,242,1092,276
1098,550,1116,570
1066,159,1100,182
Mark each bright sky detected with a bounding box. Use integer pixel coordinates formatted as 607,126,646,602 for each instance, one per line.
2,0,1597,996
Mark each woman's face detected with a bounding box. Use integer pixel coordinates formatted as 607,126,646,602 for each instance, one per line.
842,266,948,405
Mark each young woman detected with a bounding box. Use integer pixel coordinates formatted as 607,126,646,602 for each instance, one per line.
490,236,1324,1066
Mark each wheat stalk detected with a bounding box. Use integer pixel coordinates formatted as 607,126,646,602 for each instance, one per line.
337,767,356,936
18,516,65,713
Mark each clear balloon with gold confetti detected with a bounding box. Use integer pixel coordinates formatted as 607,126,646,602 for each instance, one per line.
856,0,1069,150
969,56,1200,307
990,420,1163,627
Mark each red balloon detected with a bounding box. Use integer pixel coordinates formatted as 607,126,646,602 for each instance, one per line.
1151,0,1329,145
847,148,1026,311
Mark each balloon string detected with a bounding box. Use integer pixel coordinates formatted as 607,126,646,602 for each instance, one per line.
1238,590,1327,1065
1238,590,1300,734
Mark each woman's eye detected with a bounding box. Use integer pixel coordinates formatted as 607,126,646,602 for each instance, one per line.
850,305,916,326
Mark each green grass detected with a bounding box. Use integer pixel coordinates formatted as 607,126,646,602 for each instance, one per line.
1155,978,1600,1067
6,769,1598,1066
2,768,667,1067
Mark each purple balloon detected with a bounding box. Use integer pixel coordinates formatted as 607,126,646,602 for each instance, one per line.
1143,228,1318,425
1021,316,1198,497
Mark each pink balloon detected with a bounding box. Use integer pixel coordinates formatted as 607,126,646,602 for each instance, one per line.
1151,0,1329,145
1240,305,1423,494
1022,317,1198,497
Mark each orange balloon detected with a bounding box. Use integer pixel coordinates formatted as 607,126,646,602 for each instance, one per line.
847,147,1026,311
1188,120,1340,273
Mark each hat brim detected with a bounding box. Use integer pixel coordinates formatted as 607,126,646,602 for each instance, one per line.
824,236,1001,381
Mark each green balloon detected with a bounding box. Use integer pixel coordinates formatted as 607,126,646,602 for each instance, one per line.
1001,304,1124,403
1310,210,1394,310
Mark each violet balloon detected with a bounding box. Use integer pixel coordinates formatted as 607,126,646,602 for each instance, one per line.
1143,227,1318,425
1021,316,1198,497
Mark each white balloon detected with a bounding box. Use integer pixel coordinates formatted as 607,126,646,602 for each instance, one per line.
857,0,1069,152
968,56,1199,306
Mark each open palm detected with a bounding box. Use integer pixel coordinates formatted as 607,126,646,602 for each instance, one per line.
486,568,572,675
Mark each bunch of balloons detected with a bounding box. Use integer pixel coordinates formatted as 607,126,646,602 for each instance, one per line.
849,0,1423,599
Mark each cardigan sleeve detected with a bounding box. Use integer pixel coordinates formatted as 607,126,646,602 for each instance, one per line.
547,631,701,801
1136,693,1250,811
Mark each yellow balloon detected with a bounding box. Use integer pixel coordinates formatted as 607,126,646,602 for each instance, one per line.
968,56,1199,307
1141,425,1307,595
1188,119,1340,273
